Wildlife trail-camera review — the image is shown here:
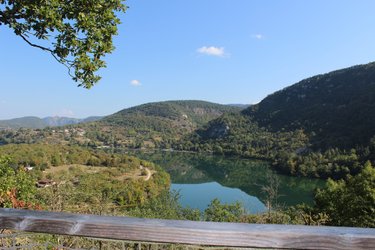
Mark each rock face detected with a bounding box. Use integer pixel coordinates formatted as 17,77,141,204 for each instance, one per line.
204,121,230,139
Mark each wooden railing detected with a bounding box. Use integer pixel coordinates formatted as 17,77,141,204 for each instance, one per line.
0,208,374,249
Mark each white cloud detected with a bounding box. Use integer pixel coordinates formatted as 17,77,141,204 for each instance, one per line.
197,46,226,57
252,34,264,40
130,79,141,86
56,109,75,117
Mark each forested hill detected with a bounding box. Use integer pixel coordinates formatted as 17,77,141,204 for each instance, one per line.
243,62,375,149
86,100,242,148
0,100,242,149
102,100,241,128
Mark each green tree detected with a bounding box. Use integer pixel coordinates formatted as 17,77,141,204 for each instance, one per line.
204,198,244,222
0,156,37,208
314,162,375,227
0,0,126,88
261,171,281,220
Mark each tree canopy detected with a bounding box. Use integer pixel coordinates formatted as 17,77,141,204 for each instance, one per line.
0,0,126,88
0,156,37,208
314,161,375,227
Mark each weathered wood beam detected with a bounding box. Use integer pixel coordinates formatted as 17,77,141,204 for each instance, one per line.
0,208,374,249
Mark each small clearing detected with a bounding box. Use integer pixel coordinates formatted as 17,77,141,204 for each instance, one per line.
43,164,106,175
43,164,155,182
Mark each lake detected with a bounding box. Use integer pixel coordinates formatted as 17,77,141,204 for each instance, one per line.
133,151,324,214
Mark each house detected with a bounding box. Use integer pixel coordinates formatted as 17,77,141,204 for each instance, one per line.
24,165,34,171
36,179,56,188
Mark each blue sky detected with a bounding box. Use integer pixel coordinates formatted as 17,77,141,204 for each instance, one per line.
1,0,375,119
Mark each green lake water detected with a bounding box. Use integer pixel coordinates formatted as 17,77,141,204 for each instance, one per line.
133,151,324,213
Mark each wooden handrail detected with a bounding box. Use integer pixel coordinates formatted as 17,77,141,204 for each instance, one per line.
0,208,374,249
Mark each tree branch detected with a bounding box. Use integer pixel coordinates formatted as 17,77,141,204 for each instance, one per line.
19,33,75,80
19,33,53,53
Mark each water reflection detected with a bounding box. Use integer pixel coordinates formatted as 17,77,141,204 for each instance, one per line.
172,182,266,213
132,151,324,212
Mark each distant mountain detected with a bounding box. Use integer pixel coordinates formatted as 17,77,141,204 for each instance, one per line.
0,116,102,129
42,117,81,127
42,116,102,127
0,116,46,129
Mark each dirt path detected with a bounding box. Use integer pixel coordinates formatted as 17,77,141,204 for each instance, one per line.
143,167,152,181
43,164,106,174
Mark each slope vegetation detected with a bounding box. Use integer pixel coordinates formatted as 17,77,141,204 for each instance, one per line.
84,100,241,148
243,62,375,149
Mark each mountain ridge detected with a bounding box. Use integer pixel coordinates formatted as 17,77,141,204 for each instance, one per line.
0,116,103,129
242,62,375,148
